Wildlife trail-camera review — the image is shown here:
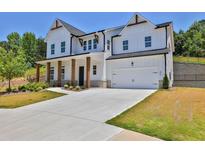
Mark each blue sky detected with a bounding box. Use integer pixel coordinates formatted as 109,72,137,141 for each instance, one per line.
0,12,205,41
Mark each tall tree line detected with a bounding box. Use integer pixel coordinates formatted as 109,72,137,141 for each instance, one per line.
174,20,205,57
0,32,46,67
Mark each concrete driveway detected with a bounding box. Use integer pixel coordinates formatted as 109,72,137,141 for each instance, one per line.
0,88,156,141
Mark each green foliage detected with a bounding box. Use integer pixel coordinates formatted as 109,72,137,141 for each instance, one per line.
18,82,48,92
7,32,21,53
0,47,27,91
21,32,37,67
163,74,169,89
174,20,205,57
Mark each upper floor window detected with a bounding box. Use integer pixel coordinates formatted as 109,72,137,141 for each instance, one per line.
61,66,65,80
93,65,97,75
51,44,55,55
145,36,151,47
83,41,87,51
50,67,54,80
93,39,97,49
88,40,92,50
107,40,110,50
61,42,65,53
123,40,128,51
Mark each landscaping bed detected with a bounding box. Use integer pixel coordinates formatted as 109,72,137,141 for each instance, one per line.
107,87,205,141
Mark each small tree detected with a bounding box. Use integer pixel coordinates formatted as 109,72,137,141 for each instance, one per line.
163,74,169,89
0,47,26,92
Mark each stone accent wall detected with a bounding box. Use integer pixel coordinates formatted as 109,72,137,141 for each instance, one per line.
173,62,205,87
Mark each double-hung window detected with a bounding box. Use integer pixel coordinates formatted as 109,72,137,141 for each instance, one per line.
145,36,151,47
51,44,55,55
50,67,54,80
61,41,65,53
88,40,92,50
93,65,97,75
123,40,128,51
83,41,87,51
107,40,110,50
61,66,65,80
93,39,97,49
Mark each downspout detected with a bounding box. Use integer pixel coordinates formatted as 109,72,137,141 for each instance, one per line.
70,35,74,55
101,31,105,52
164,26,168,75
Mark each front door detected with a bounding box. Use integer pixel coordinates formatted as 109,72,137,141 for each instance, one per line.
79,66,84,86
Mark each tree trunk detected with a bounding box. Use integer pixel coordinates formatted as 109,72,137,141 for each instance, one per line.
8,79,11,92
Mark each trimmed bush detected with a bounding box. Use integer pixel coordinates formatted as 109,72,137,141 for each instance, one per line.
18,82,49,92
163,74,169,89
69,86,73,90
74,86,81,91
64,84,69,89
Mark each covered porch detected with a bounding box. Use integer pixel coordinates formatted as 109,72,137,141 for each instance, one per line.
36,52,106,88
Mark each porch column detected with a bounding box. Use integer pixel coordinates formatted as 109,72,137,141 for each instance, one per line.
36,64,40,82
47,62,51,83
57,61,62,87
71,59,76,85
86,57,91,88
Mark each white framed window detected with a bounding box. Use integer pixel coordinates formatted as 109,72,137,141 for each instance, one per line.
145,36,151,47
51,44,55,55
123,40,128,51
88,40,92,50
50,67,54,80
61,66,65,80
93,39,97,49
107,40,110,50
83,41,87,51
93,65,97,75
61,42,65,53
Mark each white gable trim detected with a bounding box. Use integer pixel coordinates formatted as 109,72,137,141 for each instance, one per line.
45,19,70,42
118,12,156,35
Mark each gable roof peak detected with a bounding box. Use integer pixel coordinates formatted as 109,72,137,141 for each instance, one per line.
56,18,86,36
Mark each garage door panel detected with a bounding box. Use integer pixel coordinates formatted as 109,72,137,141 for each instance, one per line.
112,67,159,89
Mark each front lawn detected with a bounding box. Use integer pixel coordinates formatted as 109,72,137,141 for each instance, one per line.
174,56,205,65
0,91,65,108
107,87,205,141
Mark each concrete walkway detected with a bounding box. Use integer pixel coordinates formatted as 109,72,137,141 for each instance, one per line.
47,87,74,95
0,88,157,141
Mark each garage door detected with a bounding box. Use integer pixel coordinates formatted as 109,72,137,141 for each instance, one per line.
111,67,159,89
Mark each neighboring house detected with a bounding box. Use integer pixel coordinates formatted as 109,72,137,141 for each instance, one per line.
36,13,175,89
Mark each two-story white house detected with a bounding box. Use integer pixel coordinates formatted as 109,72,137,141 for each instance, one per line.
36,13,174,89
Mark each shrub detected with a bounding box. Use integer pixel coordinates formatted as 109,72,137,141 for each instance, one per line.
12,87,18,93
64,84,69,89
69,86,73,90
18,85,27,92
163,74,169,89
35,87,43,92
6,87,12,92
74,86,81,91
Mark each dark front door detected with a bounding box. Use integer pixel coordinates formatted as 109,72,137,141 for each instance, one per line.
79,66,84,86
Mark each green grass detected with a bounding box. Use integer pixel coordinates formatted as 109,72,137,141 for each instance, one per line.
107,87,205,141
0,91,65,108
174,56,205,65
25,66,46,79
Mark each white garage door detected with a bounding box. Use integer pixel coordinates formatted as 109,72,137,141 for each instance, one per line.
111,67,159,89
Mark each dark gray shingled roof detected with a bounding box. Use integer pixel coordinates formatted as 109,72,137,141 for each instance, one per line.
106,48,170,60
155,22,172,28
58,19,86,36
